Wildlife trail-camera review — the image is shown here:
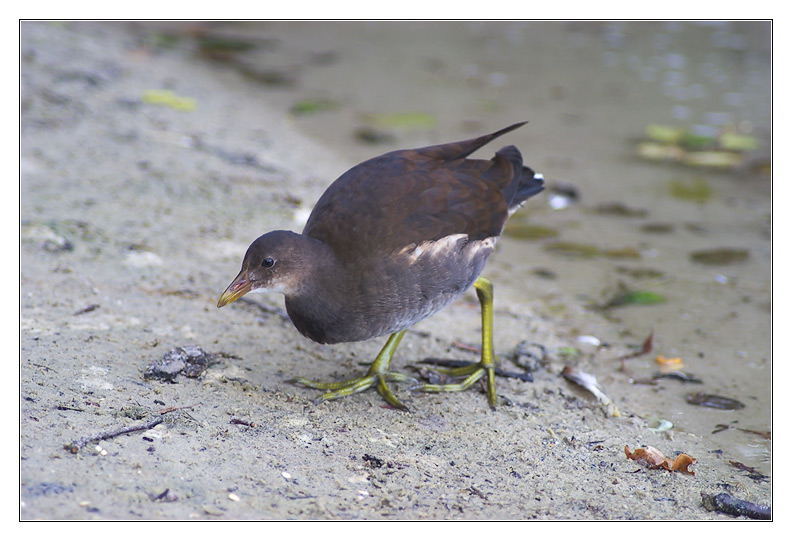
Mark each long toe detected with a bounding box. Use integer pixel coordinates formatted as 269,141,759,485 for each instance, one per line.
412,362,498,409
292,371,413,410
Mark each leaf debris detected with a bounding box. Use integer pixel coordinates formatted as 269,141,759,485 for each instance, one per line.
624,445,696,475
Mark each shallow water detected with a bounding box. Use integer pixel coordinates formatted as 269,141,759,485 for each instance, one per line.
214,20,771,469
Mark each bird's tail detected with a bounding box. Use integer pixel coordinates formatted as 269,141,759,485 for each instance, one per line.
508,167,544,215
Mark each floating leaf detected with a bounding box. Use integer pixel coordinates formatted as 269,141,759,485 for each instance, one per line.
689,247,749,265
602,247,642,259
684,150,743,168
719,132,759,151
532,267,557,279
640,222,675,234
363,112,437,129
615,266,666,279
142,89,196,111
607,290,666,307
290,98,339,116
503,222,559,240
625,445,696,475
667,178,713,202
636,141,686,161
645,124,683,143
638,124,758,170
544,241,600,258
353,127,396,145
678,131,716,150
594,201,648,217
195,35,269,62
239,66,299,87
643,124,717,149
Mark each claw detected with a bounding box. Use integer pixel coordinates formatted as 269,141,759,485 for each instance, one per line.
291,330,411,410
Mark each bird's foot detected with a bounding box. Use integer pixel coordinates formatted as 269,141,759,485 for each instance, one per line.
290,330,415,410
291,371,417,411
411,276,500,410
411,360,498,410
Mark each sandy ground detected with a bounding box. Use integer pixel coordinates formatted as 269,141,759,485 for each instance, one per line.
20,22,771,520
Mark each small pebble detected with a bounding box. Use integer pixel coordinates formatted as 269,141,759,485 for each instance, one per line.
577,335,602,347
348,475,370,484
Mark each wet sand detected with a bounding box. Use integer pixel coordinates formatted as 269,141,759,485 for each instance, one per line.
20,21,771,520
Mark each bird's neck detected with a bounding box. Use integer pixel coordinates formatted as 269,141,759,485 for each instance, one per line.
283,236,366,344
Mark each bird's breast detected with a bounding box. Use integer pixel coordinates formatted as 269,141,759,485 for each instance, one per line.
285,233,496,344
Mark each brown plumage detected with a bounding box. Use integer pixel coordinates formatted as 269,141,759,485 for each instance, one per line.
218,122,543,409
304,121,537,257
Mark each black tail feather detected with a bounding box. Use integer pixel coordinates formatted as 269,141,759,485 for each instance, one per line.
508,167,544,213
417,121,529,161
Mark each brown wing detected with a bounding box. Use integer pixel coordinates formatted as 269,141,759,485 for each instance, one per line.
303,123,527,259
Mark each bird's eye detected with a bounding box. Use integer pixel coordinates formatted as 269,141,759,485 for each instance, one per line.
262,257,275,268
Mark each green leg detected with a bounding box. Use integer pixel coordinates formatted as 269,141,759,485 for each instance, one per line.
291,330,415,410
413,276,499,409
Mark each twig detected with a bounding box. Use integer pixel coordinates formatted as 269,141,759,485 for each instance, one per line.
618,331,654,373
737,427,772,440
728,460,770,482
56,405,85,412
450,341,481,353
64,416,163,454
151,488,172,502
73,303,100,316
230,415,256,427
158,403,199,415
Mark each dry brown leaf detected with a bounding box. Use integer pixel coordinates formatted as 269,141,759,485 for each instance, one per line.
655,355,684,372
624,445,696,475
624,445,666,467
669,453,697,475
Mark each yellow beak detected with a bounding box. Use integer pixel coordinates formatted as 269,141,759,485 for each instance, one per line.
217,270,252,308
